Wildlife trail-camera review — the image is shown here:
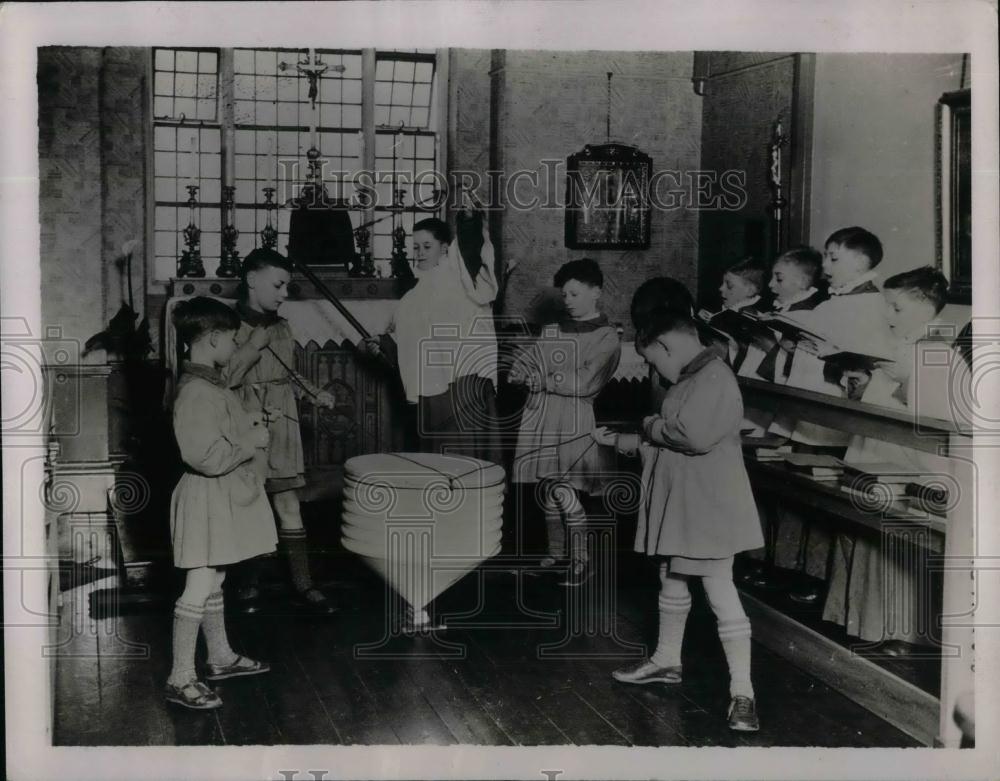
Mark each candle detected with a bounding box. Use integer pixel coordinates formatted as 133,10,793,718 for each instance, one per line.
187,136,198,187
267,137,276,189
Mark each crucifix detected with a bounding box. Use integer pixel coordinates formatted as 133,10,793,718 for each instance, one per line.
296,49,334,107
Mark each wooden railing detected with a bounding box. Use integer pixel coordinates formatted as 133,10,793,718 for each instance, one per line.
737,378,976,748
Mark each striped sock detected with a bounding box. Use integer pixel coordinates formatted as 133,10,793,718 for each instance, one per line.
565,507,589,564
279,528,313,594
718,617,754,698
167,599,204,687
543,510,565,559
650,591,692,668
201,591,238,668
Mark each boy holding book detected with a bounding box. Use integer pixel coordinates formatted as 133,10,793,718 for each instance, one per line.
822,267,955,651
759,228,894,601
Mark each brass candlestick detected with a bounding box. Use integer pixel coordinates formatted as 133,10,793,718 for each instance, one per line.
217,185,240,277
389,186,412,281
177,185,205,277
260,186,278,250
351,225,373,278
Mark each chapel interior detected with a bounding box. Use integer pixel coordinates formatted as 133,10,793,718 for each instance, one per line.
32,47,976,748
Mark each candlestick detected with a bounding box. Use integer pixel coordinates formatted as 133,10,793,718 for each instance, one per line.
217,185,240,278
260,187,278,250
177,185,205,277
390,221,413,282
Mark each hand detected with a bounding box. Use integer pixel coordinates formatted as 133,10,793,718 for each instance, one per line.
506,366,525,385
839,369,871,400
358,336,381,356
697,308,715,322
778,337,797,353
315,390,336,410
458,186,480,216
525,372,544,393
248,326,271,350
591,426,618,447
796,336,822,355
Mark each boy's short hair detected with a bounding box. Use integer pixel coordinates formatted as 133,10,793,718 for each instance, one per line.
825,226,884,268
636,306,700,348
774,246,822,285
412,217,452,244
241,247,293,279
883,266,950,314
725,256,767,294
630,276,695,330
172,297,240,347
554,257,603,289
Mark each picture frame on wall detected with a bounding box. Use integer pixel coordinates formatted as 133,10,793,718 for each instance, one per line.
936,88,971,304
565,143,652,250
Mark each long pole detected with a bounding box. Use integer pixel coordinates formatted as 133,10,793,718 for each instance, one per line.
288,256,371,340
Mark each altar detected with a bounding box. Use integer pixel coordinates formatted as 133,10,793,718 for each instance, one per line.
167,274,410,500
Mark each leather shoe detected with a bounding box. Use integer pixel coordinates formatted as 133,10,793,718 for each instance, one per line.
727,696,760,732
789,584,822,604
611,659,683,685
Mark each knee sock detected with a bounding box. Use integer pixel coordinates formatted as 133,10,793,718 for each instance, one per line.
201,591,238,668
544,509,565,559
650,590,691,668
278,528,314,593
167,599,204,687
703,575,755,699
564,505,589,564
718,617,754,699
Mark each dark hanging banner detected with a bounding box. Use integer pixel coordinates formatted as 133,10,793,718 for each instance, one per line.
565,143,652,250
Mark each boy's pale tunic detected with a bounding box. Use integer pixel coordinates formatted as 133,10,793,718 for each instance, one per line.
170,362,278,568
620,350,764,562
227,304,307,492
822,335,959,644
775,278,893,446
512,316,621,495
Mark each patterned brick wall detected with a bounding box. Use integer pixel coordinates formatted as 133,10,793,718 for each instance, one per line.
100,48,148,329
38,47,107,361
462,50,704,336
38,46,149,358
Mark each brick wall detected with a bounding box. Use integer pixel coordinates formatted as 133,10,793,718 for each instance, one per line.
38,47,106,362
38,46,149,359
451,50,703,335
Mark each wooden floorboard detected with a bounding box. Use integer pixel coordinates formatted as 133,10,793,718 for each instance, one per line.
355,658,459,745
52,533,923,748
400,641,515,745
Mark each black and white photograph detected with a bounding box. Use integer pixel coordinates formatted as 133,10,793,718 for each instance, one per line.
2,2,999,780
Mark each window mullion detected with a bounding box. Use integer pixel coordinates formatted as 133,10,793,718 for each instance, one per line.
220,48,235,187
361,48,377,235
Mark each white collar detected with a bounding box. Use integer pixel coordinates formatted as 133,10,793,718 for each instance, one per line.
773,286,818,311
723,294,760,312
829,270,878,296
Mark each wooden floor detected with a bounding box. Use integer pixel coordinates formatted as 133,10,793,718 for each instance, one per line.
54,519,920,747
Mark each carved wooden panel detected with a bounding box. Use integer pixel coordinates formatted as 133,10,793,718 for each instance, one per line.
295,340,403,473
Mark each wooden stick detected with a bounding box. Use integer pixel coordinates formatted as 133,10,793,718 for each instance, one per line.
287,257,371,340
